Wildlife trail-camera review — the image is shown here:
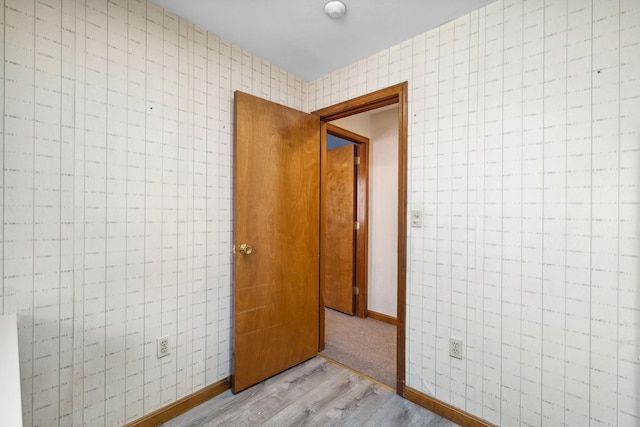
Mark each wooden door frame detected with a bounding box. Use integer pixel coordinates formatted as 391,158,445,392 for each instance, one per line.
312,82,408,396
324,123,369,319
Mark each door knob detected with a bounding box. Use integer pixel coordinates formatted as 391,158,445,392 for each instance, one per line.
239,244,253,255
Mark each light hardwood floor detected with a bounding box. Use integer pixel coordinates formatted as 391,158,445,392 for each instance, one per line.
162,357,458,427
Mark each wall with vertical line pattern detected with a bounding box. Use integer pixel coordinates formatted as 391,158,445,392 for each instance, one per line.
309,0,640,425
0,0,304,425
1,0,639,426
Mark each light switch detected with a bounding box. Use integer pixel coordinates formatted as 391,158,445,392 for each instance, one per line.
410,210,422,228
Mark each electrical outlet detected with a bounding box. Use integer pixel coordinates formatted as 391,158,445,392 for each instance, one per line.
157,336,171,358
449,337,463,359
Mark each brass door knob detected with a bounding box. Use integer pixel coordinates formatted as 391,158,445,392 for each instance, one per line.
239,244,253,255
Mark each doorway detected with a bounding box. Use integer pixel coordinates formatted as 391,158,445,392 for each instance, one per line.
322,124,369,317
313,82,408,395
231,83,408,395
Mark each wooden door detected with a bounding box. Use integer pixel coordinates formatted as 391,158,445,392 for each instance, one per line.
322,144,356,314
233,91,320,393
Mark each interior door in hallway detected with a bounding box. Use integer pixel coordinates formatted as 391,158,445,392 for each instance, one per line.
322,144,356,314
233,91,320,393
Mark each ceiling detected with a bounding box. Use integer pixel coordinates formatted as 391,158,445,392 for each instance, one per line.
150,0,496,81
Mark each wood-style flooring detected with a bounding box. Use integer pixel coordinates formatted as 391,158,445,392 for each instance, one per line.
162,357,458,427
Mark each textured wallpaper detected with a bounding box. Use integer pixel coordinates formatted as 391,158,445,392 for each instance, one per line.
0,0,304,425
310,0,639,425
1,0,639,426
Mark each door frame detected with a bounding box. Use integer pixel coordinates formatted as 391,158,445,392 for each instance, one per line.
324,123,369,318
313,82,408,396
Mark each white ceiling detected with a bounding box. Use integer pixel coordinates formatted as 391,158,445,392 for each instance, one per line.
150,0,496,81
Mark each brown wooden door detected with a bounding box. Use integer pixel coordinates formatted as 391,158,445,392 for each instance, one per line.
233,91,320,393
322,144,356,314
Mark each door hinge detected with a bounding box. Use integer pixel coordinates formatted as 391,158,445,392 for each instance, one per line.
354,156,361,165
353,286,359,295
353,221,360,230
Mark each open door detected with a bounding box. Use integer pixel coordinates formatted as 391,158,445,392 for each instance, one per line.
322,143,357,314
233,91,320,393
321,125,370,318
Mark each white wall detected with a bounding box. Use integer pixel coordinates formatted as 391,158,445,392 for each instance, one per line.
0,315,22,427
332,110,399,318
309,0,640,425
331,114,371,138
0,0,304,425
368,109,399,317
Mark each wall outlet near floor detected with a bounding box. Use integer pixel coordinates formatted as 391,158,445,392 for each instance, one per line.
157,336,171,358
449,337,463,359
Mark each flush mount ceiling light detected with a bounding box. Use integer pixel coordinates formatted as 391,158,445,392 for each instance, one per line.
324,0,347,19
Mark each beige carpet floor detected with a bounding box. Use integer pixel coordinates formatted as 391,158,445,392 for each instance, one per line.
320,308,396,389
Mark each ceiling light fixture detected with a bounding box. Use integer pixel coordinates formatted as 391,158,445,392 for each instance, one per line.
324,0,347,19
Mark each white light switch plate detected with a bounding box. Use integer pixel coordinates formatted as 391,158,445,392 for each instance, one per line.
410,210,422,228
